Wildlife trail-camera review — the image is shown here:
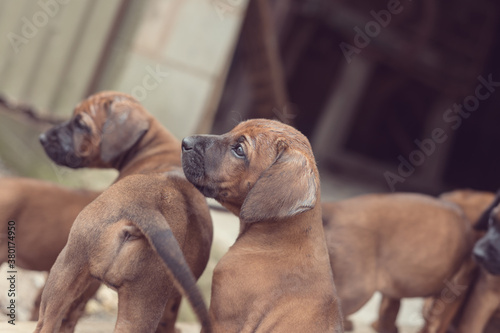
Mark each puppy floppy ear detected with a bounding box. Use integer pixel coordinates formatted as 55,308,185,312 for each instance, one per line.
100,98,150,163
475,189,500,231
240,145,318,223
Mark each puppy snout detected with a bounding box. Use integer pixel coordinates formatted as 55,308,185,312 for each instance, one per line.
182,137,196,152
182,135,216,154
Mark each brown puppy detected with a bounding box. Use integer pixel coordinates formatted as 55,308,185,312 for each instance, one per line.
0,179,99,323
0,178,98,273
35,171,213,332
440,189,496,226
321,193,474,333
453,191,500,333
182,119,343,332
418,189,496,333
34,91,213,332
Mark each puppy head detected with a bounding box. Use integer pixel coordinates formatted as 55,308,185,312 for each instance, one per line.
40,91,150,168
182,119,318,222
473,204,500,275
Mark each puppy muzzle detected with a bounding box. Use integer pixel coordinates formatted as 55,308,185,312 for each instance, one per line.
473,239,500,275
181,135,219,197
40,122,85,168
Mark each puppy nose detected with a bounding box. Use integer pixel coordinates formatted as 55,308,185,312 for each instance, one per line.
39,133,47,145
182,137,195,152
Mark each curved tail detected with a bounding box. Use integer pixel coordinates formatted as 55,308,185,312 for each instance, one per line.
135,210,212,332
475,189,500,231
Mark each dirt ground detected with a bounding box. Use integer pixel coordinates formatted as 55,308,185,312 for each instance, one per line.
0,320,420,333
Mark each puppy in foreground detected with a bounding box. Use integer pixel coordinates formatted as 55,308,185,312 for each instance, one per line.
182,119,343,332
35,92,213,332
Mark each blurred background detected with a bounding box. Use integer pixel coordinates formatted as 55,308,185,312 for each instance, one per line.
1,0,500,331
1,0,500,194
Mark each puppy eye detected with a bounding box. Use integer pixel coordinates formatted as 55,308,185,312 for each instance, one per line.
232,143,245,158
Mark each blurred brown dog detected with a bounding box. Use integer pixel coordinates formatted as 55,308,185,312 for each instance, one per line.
418,189,497,333
321,193,474,333
0,179,98,273
450,190,500,333
33,91,213,332
182,119,343,332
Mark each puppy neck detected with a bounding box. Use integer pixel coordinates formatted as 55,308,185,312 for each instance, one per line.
237,204,323,245
113,120,181,179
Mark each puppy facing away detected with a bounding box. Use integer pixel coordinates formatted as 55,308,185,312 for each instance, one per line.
321,193,474,333
33,91,213,332
35,171,213,333
182,119,343,332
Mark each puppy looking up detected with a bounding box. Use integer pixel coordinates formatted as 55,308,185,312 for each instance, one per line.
35,91,213,332
182,119,343,332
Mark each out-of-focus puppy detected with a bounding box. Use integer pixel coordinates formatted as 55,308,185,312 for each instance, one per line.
454,191,500,333
0,178,99,271
321,193,474,333
419,189,498,333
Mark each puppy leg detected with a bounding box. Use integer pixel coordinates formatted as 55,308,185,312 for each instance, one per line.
114,272,172,333
156,290,182,333
419,258,477,333
35,248,93,333
457,269,500,333
59,280,101,333
371,296,400,333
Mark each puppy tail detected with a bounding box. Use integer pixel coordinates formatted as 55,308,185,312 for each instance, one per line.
475,189,500,231
137,211,212,332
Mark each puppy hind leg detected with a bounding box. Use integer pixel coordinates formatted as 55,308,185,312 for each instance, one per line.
156,289,182,333
59,280,102,333
114,274,171,333
371,296,400,333
35,257,93,333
